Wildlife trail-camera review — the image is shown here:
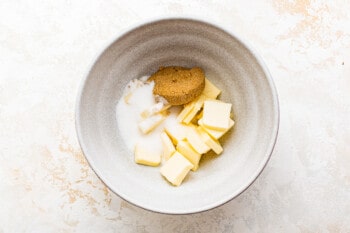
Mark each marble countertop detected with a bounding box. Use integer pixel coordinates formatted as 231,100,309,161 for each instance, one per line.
1,0,349,232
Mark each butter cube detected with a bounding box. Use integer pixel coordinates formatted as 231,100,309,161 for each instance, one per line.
164,122,188,145
160,151,193,186
196,127,223,155
202,78,221,99
138,113,165,134
134,143,161,166
161,132,176,161
141,102,170,118
182,95,207,124
198,118,234,139
176,140,202,171
202,100,232,130
182,107,197,124
177,102,195,122
186,126,211,154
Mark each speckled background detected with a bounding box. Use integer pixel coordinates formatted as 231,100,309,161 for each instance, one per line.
1,0,350,232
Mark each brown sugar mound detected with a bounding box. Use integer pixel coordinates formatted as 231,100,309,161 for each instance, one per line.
148,66,205,105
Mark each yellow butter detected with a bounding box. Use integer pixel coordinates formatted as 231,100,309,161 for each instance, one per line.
198,118,234,139
182,107,197,124
141,102,170,118
182,95,207,124
186,126,211,154
160,151,193,186
138,113,165,134
202,78,221,99
161,132,176,161
176,140,202,171
202,100,232,130
196,127,223,155
164,122,188,145
134,143,161,166
177,102,195,122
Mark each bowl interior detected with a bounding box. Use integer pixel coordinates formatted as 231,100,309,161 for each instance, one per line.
76,19,279,214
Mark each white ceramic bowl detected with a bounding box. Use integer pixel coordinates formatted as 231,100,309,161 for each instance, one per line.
76,18,279,214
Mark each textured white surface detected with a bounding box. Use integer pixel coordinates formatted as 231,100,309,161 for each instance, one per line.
1,0,350,232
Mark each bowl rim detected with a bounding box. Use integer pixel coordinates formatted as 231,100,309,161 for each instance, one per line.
75,16,280,215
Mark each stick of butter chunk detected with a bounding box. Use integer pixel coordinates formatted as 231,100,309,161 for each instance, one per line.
138,113,165,134
202,78,221,99
134,143,161,166
177,101,195,122
198,118,234,139
196,127,223,155
161,132,176,161
160,151,193,186
186,126,211,154
182,95,208,124
202,100,232,130
176,140,202,171
164,121,188,145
